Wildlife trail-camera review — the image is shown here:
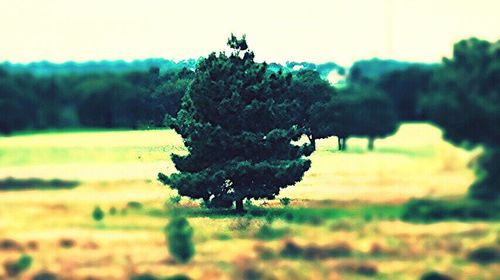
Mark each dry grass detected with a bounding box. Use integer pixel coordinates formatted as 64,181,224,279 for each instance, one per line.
0,123,498,279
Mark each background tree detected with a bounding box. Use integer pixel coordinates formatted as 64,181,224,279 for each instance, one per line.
289,69,336,149
349,85,399,150
158,35,313,212
377,66,433,121
421,38,499,200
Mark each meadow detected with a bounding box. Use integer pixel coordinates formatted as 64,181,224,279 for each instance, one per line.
0,123,498,279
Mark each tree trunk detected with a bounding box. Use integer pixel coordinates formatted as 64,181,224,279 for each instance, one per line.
235,199,244,213
368,137,375,151
343,138,348,151
337,137,342,151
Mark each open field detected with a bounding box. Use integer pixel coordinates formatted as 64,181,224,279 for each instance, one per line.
1,123,498,279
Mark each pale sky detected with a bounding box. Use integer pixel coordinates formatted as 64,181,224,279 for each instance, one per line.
1,0,499,66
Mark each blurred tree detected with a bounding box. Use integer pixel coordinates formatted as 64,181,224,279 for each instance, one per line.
289,69,335,149
377,66,433,121
421,38,500,201
349,86,399,150
0,70,37,134
158,35,313,212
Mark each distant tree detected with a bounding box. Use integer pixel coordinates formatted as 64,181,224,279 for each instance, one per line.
0,70,37,134
290,69,335,148
77,77,147,128
349,86,399,150
421,38,500,201
158,35,313,212
92,206,104,222
377,66,434,121
147,68,194,125
165,216,194,263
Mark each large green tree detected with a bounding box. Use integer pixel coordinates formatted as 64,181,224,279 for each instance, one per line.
422,38,499,200
158,35,313,211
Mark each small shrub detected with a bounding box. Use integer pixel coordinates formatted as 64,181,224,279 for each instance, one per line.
127,201,143,209
165,275,192,280
337,261,378,277
130,274,157,280
109,207,117,215
280,240,303,259
0,239,23,250
279,197,291,207
169,195,182,205
255,223,288,240
467,246,499,264
401,198,499,222
92,206,104,222
4,254,33,277
165,216,195,263
420,271,453,280
214,232,232,240
27,240,39,250
59,238,76,248
32,271,58,280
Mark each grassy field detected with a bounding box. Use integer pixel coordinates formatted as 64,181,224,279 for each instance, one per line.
0,123,498,279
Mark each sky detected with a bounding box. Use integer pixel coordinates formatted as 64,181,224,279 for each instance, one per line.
1,0,499,66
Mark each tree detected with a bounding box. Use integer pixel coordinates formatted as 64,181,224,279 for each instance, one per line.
165,216,195,263
289,69,336,149
421,38,500,201
349,86,399,150
377,66,434,121
158,35,313,212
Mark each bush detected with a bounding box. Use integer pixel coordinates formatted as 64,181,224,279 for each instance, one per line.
127,201,143,209
92,206,104,222
467,246,499,264
401,198,499,222
165,216,195,263
32,271,58,280
109,207,117,215
280,197,291,206
3,254,33,277
420,271,453,280
255,223,288,240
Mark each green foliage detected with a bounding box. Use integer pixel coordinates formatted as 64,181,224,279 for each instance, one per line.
92,206,104,222
159,35,312,211
420,271,453,280
467,246,499,264
165,216,195,263
109,206,117,215
310,85,398,150
421,38,500,201
377,66,434,121
0,177,78,191
32,271,58,280
0,65,192,134
401,198,500,222
279,197,291,206
169,195,182,205
3,254,33,277
127,201,143,209
255,223,289,240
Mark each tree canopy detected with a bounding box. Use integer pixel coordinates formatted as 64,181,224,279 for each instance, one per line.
422,38,500,200
158,35,313,211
